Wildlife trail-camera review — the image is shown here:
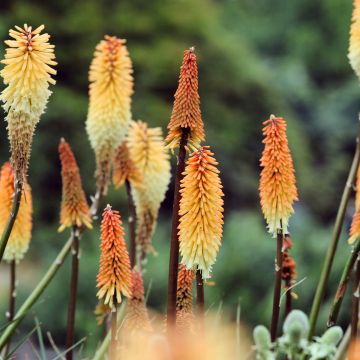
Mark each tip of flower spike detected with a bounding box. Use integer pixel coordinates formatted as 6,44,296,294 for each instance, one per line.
189,46,195,53
60,137,66,144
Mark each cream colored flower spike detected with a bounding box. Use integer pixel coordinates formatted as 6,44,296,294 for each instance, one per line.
86,36,134,194
127,121,171,257
0,24,57,181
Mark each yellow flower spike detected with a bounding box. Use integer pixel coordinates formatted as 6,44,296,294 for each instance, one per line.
123,269,153,333
127,121,171,256
58,139,92,232
178,146,224,279
259,115,298,237
0,162,32,262
86,36,134,194
96,205,132,305
165,47,205,151
112,141,143,189
349,0,360,80
0,24,57,182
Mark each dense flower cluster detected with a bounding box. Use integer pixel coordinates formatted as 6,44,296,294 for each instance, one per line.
0,24,56,181
349,0,360,80
165,48,205,151
58,139,92,232
127,121,171,256
96,205,132,305
86,36,133,193
0,162,32,262
348,166,360,244
259,115,298,237
179,146,224,279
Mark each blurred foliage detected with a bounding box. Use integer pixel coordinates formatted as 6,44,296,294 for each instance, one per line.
0,0,359,355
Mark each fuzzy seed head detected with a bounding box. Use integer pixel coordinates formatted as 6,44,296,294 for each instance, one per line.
96,205,132,305
127,121,171,255
165,48,205,151
349,0,360,81
259,115,298,237
0,24,56,181
86,36,133,193
112,141,143,189
178,146,224,279
0,162,32,262
58,139,92,232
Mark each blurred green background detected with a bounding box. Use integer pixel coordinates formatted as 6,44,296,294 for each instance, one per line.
0,0,359,355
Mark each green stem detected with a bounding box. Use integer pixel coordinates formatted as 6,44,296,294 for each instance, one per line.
0,176,22,263
110,302,118,360
0,235,73,350
270,230,284,342
308,127,360,339
351,255,360,339
327,241,360,327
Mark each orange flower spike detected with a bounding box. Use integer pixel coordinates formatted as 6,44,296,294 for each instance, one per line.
0,162,32,262
349,0,360,80
58,139,92,232
123,269,152,333
112,142,143,189
178,146,224,279
259,115,298,237
96,205,132,305
176,264,194,313
165,47,205,151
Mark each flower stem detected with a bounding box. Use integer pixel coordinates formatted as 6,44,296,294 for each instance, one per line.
285,278,292,318
2,260,16,358
110,302,118,360
270,230,284,342
308,126,360,339
125,179,136,268
351,255,360,339
327,240,360,327
0,176,22,264
196,270,205,331
65,228,81,360
166,128,189,329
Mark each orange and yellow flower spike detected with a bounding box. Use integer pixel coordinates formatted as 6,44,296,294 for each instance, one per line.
176,264,195,332
127,121,171,256
349,0,360,80
348,166,360,244
58,139,92,232
123,269,152,333
259,115,298,237
96,205,132,305
86,36,134,193
0,24,56,182
178,146,224,279
112,141,143,189
165,47,205,151
0,162,32,262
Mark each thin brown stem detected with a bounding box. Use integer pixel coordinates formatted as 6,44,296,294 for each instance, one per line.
110,302,118,360
166,128,189,330
2,260,16,358
196,270,205,331
327,240,360,327
309,123,360,339
65,228,80,360
351,255,360,339
0,176,22,264
125,180,136,268
270,230,284,342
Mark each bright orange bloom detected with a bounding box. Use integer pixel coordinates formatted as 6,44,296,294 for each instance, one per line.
58,139,92,232
112,141,142,189
96,205,132,305
0,24,56,182
86,36,133,193
0,162,32,262
178,146,224,279
123,269,152,333
349,166,360,244
176,264,195,332
165,48,205,151
349,0,360,80
259,115,298,237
